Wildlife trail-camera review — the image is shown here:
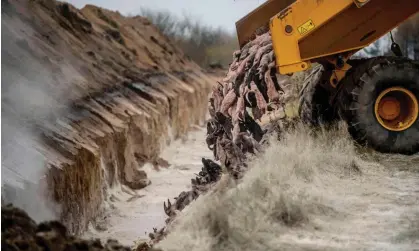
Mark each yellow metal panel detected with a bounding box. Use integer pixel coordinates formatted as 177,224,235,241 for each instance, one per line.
299,0,419,60
269,0,419,75
270,0,353,74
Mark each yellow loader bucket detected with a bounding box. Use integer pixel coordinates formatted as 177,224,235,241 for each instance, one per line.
235,0,296,48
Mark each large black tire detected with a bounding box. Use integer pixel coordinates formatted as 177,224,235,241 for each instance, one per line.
337,57,419,155
298,64,336,126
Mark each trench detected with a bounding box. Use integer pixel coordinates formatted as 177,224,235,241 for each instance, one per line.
2,70,214,235
1,0,216,237
82,126,213,246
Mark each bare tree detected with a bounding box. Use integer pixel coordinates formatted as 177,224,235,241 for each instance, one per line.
139,8,238,68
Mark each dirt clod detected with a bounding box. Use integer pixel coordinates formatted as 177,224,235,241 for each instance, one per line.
1,204,133,251
126,169,150,190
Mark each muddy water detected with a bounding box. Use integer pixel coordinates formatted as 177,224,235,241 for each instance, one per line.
83,126,213,246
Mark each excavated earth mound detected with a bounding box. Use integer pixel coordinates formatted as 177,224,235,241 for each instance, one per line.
2,0,214,235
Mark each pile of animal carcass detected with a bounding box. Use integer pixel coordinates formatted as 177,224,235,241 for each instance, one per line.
141,32,316,247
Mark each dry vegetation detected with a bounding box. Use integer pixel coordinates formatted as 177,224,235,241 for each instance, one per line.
139,8,238,68
156,122,419,251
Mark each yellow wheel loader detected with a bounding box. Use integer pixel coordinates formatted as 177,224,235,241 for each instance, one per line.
235,0,419,154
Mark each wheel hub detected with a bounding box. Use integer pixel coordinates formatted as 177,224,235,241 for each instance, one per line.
374,87,418,131
377,97,400,120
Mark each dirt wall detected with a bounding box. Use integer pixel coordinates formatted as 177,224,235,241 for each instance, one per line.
2,0,214,235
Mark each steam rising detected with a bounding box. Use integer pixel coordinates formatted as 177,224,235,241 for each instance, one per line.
1,9,77,222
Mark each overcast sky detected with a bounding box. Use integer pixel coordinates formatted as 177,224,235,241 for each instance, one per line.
66,0,266,31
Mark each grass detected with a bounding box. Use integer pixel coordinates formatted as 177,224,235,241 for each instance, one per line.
155,122,361,251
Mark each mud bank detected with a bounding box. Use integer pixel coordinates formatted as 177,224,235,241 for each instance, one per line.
2,0,213,235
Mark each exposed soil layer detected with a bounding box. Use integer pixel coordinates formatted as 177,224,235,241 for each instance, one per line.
2,204,135,251
2,0,214,235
